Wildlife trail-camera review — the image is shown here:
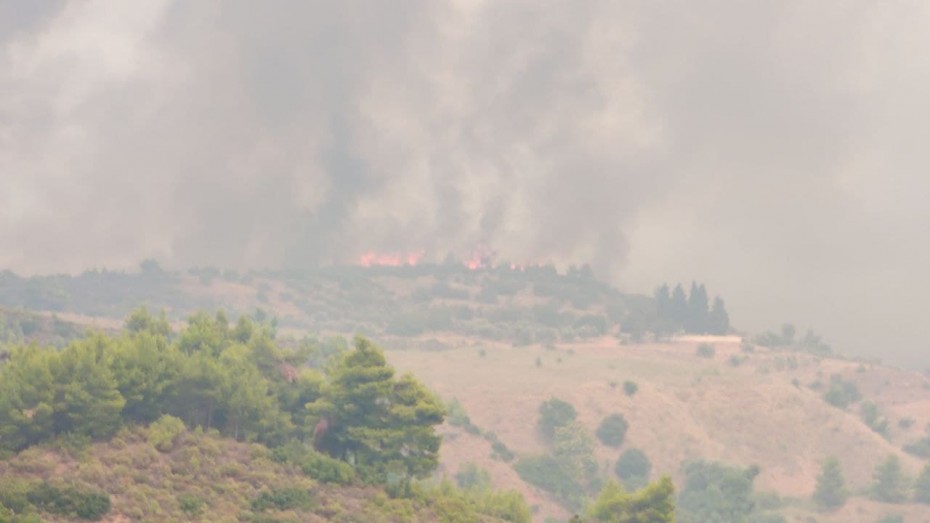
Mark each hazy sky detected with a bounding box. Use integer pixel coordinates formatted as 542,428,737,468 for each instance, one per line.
2,1,929,366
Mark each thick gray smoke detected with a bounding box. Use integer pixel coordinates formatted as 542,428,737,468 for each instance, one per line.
2,1,930,365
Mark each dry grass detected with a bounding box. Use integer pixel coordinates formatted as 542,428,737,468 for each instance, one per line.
386,335,930,521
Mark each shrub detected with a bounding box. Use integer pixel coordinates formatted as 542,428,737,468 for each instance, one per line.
914,463,930,504
146,415,186,452
177,493,205,516
860,402,889,436
271,443,355,485
813,457,847,510
903,436,930,459
491,440,515,462
251,487,315,512
26,483,110,521
678,461,759,523
455,463,492,490
445,398,471,427
622,381,638,396
537,398,577,443
0,478,34,514
822,376,860,409
869,455,908,504
615,448,651,490
696,343,715,358
514,455,586,511
596,414,629,447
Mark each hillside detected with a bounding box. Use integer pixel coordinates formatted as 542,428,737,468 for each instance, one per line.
0,263,650,346
0,425,515,523
2,264,930,521
386,334,930,522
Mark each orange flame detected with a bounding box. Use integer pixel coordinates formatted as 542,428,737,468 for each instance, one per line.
358,250,424,267
463,246,496,270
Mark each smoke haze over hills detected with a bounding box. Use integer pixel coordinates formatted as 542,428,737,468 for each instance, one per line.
2,1,930,365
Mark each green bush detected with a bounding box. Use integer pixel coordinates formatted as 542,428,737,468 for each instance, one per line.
596,414,629,447
514,455,586,511
271,443,355,485
822,375,861,408
903,436,930,458
696,343,716,358
177,493,205,516
26,482,110,521
455,463,492,490
0,479,34,514
446,398,472,427
251,487,315,512
813,457,847,510
615,448,651,489
678,461,759,523
860,402,889,436
914,463,930,504
869,455,908,504
537,398,577,443
146,415,186,452
622,381,638,396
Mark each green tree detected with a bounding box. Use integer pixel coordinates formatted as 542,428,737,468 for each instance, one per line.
678,461,759,523
0,346,56,452
51,336,125,440
615,448,652,490
110,331,181,424
670,284,688,330
813,457,847,510
124,306,171,338
653,284,674,337
870,455,908,503
553,422,599,491
686,282,709,333
913,463,930,504
537,397,577,443
588,477,676,522
707,297,730,335
307,336,444,483
596,413,629,447
218,343,293,444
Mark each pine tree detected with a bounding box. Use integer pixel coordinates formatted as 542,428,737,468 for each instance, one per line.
308,336,444,483
588,478,675,522
707,297,730,335
654,284,671,321
686,282,709,333
52,336,126,440
870,455,909,503
669,284,688,331
813,457,847,510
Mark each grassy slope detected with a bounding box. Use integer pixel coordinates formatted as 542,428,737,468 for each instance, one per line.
0,426,507,523
385,335,930,522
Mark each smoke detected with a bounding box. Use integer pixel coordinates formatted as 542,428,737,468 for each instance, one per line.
2,1,930,364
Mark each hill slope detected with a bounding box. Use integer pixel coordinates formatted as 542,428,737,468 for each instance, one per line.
385,334,930,521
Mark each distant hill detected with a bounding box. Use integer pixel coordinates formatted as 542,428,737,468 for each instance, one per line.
0,263,651,346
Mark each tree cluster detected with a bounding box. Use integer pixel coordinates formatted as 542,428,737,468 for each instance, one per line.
0,308,444,485
653,282,729,336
